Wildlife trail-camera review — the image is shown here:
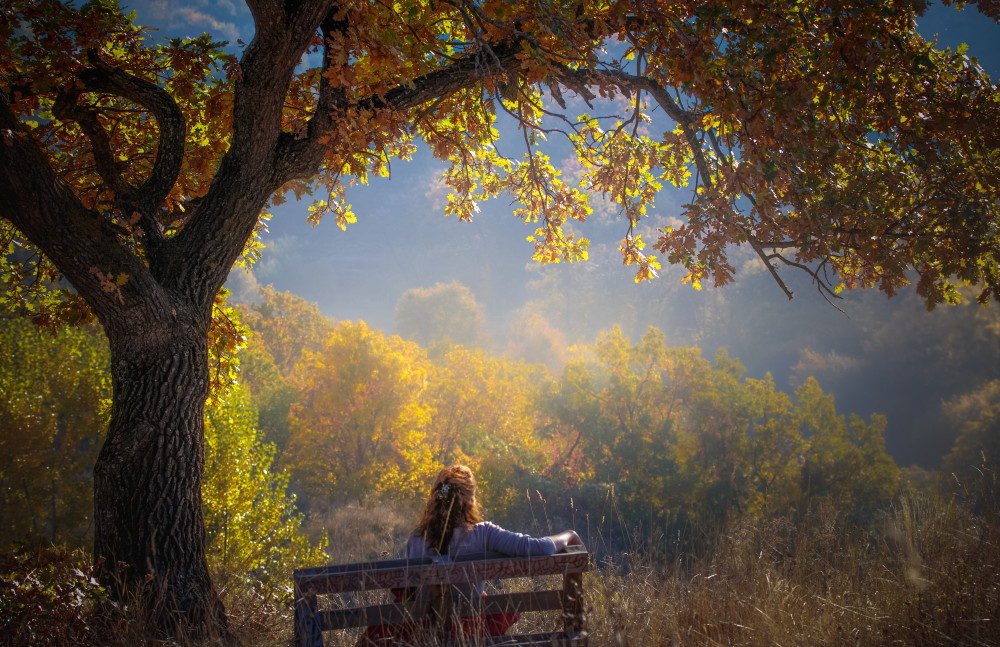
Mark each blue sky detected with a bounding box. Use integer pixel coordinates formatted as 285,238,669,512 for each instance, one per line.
118,1,1000,467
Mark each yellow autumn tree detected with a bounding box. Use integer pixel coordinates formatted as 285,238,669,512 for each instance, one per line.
239,286,334,377
202,382,327,589
0,317,110,546
425,347,549,511
591,327,715,520
942,379,1000,490
394,282,488,356
503,309,571,377
238,288,335,456
737,374,806,519
676,350,805,531
284,321,436,504
542,327,808,531
796,377,900,524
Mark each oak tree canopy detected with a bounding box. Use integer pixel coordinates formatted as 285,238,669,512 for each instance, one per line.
2,0,998,637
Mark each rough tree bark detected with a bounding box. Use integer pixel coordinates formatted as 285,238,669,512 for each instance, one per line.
94,318,223,634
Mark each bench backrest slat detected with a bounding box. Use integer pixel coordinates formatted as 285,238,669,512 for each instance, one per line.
460,589,564,617
295,550,588,595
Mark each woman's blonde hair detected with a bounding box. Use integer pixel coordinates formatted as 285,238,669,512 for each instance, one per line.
414,465,483,555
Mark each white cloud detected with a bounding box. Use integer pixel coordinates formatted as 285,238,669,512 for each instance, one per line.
142,0,171,20
225,267,259,304
739,257,767,278
206,0,238,17
424,170,448,211
175,6,241,42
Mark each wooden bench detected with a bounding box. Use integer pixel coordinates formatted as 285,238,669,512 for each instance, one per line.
293,544,589,646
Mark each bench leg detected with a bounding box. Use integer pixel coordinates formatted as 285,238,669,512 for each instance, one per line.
295,589,325,647
562,571,585,635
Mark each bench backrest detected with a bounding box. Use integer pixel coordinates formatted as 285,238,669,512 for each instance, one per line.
294,545,589,646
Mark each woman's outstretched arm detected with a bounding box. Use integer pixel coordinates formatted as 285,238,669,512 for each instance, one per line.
546,530,583,553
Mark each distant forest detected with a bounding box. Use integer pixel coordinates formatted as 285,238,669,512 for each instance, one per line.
232,235,1000,470
3,285,997,559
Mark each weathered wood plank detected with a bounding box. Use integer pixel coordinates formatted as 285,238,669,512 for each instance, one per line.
562,571,585,634
318,600,426,630
293,591,324,647
464,590,565,616
295,547,589,595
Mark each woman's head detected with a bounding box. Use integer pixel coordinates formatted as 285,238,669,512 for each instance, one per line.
415,465,483,555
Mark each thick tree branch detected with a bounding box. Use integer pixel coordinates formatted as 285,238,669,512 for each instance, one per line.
271,6,349,182
165,0,337,307
244,0,288,37
274,39,523,183
75,50,185,235
229,1,337,162
0,92,168,327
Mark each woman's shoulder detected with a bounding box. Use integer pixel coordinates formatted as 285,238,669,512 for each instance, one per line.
405,530,427,558
466,520,505,537
467,520,537,543
471,520,503,531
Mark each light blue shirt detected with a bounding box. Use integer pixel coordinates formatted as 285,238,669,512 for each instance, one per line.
406,521,557,559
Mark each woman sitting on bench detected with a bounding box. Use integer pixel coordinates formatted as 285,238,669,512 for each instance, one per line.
364,464,582,644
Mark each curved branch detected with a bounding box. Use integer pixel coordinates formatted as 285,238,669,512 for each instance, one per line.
52,88,133,205
51,50,187,246
78,50,185,227
273,39,523,182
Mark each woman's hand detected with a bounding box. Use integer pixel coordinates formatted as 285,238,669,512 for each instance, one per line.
547,530,583,552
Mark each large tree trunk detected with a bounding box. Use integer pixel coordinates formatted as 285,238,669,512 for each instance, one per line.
93,317,227,638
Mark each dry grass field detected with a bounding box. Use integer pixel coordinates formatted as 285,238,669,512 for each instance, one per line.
3,478,998,647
